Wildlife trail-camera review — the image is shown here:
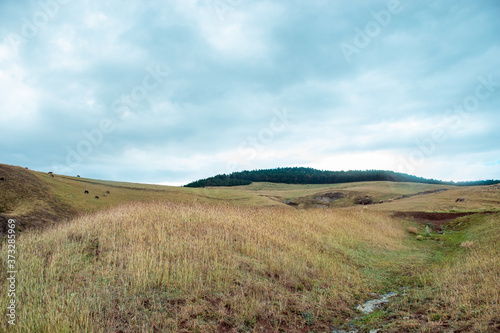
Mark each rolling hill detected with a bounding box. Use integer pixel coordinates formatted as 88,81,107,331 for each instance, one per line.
0,164,279,233
1,163,499,232
0,162,499,332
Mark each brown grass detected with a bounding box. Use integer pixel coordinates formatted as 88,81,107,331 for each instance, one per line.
0,202,407,332
460,240,474,249
2,163,499,332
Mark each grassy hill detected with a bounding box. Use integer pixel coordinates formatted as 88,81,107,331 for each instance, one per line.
212,181,500,213
2,164,499,232
0,164,280,233
0,163,499,332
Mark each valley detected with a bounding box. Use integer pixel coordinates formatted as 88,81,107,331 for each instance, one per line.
0,164,499,332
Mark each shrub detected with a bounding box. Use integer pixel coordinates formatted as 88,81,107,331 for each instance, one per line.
425,225,432,236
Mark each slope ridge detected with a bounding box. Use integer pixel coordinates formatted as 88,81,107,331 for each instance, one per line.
0,164,76,233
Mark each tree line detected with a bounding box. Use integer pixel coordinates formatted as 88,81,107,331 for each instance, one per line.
184,167,500,188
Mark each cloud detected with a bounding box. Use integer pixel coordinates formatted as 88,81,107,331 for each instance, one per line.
1,0,499,184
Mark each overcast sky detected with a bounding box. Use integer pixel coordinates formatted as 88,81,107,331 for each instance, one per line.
1,0,499,185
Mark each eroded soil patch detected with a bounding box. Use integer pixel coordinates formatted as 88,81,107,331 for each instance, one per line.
393,211,498,229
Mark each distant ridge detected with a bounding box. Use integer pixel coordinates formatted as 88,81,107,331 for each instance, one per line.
184,167,500,188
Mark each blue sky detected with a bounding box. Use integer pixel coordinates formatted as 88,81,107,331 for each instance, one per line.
1,0,499,185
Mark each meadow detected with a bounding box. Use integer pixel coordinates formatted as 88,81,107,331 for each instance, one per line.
0,164,499,332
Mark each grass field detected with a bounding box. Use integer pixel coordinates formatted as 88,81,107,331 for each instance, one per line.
0,164,499,332
0,165,279,231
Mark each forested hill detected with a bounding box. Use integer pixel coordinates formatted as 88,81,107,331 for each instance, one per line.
184,167,500,188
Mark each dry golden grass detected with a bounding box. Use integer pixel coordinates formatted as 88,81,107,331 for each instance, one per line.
3,162,498,233
407,227,418,235
0,163,280,232
2,163,499,332
369,184,500,213
238,181,459,210
460,240,474,249
0,202,407,332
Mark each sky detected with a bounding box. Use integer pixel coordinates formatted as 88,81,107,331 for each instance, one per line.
1,0,499,185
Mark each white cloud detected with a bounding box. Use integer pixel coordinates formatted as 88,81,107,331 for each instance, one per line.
304,151,398,172
0,65,40,126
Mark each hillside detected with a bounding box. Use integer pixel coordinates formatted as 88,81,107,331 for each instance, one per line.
1,163,499,232
184,167,500,188
215,181,500,213
0,164,76,232
1,162,500,331
0,164,279,233
1,200,499,332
